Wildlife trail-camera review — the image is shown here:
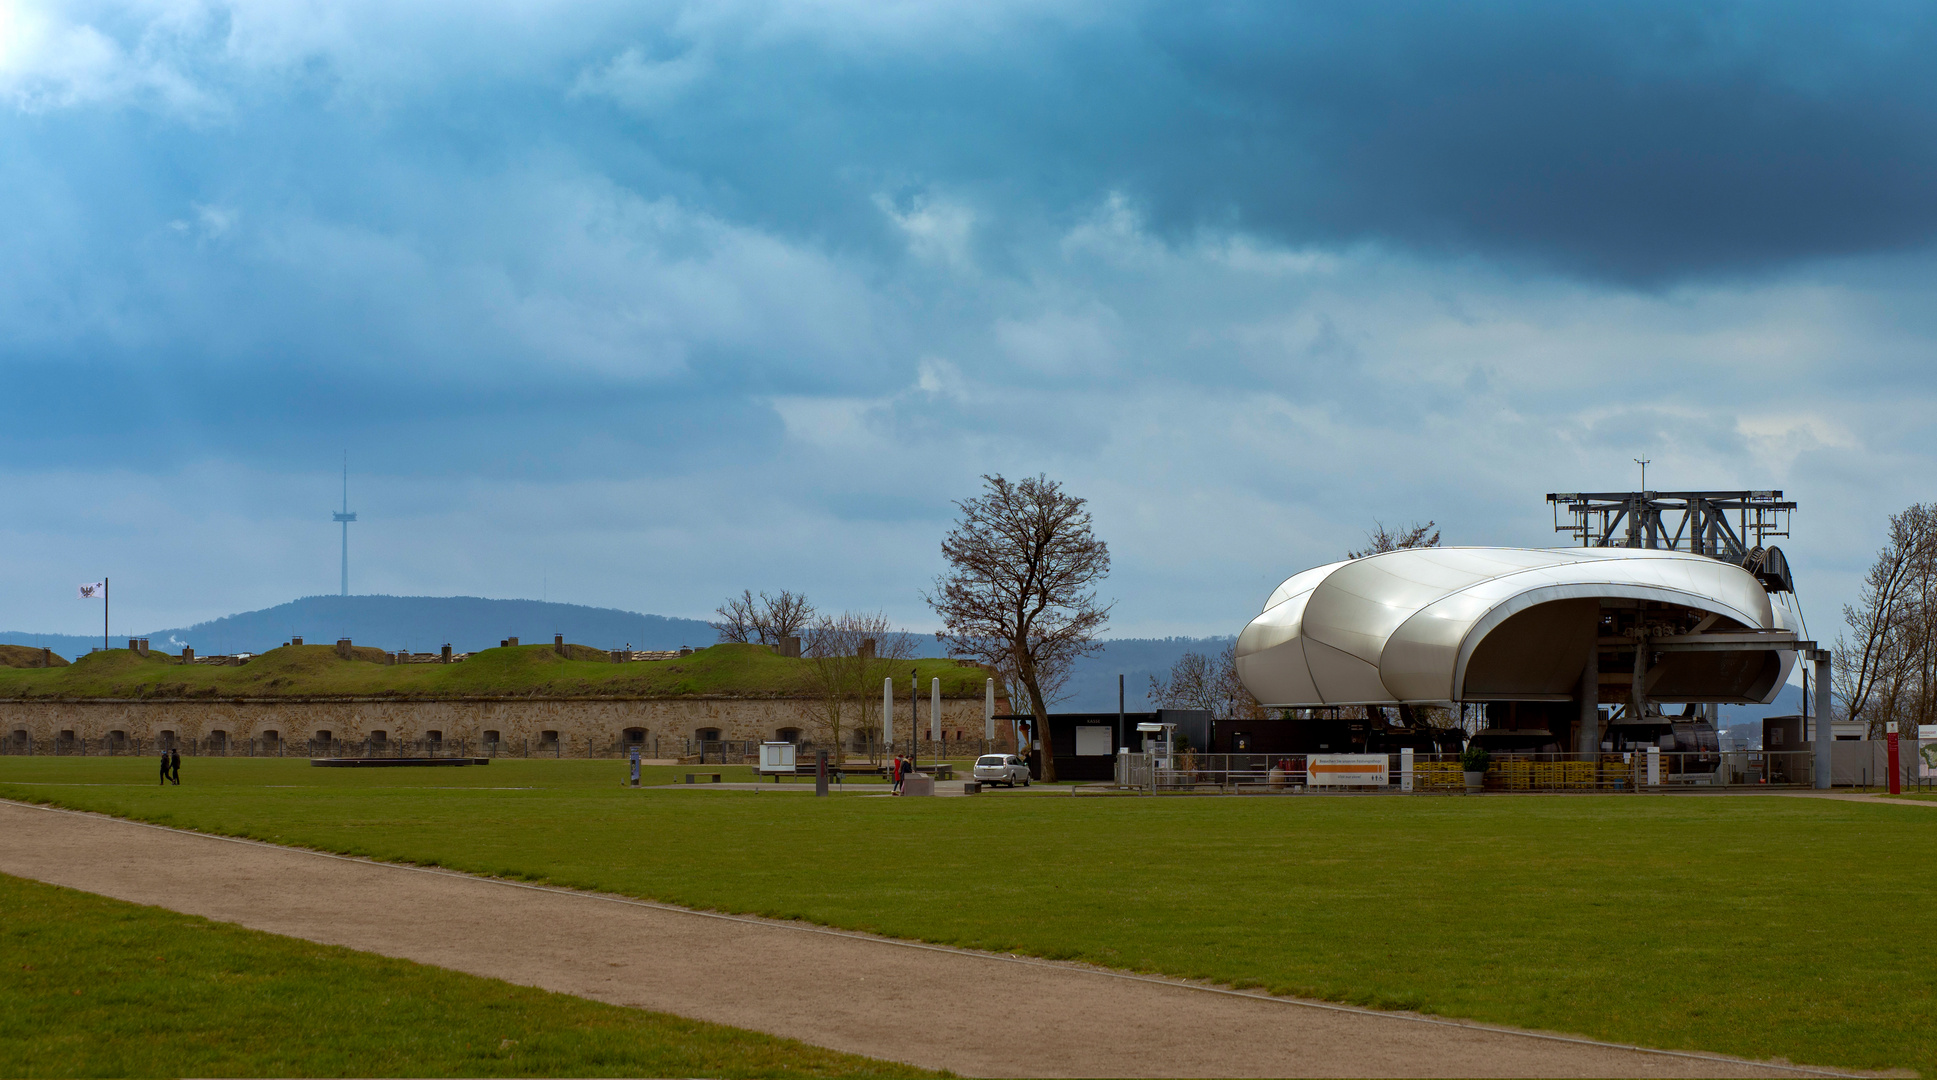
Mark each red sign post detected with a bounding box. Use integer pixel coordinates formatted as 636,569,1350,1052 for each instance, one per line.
1887,732,1902,795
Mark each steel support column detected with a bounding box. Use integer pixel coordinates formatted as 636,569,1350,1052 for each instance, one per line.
1814,650,1833,790
1576,644,1600,755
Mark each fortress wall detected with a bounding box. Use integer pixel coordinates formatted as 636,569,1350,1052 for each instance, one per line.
0,696,1008,755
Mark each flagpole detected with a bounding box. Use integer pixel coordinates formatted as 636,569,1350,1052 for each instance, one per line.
104,577,109,653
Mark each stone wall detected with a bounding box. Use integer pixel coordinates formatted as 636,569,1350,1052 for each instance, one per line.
0,695,1015,756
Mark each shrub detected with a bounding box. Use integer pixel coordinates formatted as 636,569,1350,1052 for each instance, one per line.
1459,744,1491,773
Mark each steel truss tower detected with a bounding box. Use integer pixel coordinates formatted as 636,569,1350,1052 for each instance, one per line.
1545,490,1797,591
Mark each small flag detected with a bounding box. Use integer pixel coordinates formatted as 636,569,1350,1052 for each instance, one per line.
78,582,105,600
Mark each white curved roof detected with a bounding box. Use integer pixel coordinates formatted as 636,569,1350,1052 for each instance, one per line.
1235,547,1795,707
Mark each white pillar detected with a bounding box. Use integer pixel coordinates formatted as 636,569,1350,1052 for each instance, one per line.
1646,745,1661,787
1400,747,1414,792
985,678,995,741
882,677,893,751
930,678,941,742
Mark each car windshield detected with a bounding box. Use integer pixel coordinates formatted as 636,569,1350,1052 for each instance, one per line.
976,756,1005,766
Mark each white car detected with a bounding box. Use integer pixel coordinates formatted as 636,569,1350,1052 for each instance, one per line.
974,754,1031,787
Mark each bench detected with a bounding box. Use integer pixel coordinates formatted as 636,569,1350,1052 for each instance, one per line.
683,772,723,784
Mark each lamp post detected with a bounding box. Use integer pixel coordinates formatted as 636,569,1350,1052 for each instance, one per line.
909,668,919,774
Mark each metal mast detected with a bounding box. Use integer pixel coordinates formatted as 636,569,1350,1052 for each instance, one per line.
332,455,356,596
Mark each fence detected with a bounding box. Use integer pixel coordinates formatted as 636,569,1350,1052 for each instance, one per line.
1114,750,1825,793
0,732,1009,765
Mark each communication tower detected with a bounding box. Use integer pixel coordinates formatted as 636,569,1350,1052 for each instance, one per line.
333,455,357,597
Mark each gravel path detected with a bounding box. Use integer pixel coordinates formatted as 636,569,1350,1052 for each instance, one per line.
0,799,1851,1078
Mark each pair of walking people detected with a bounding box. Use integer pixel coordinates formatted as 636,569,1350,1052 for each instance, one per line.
889,754,916,794
157,747,181,785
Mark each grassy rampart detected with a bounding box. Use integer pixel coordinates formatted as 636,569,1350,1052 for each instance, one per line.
0,643,989,701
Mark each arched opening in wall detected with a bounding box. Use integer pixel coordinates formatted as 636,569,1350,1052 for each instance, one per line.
148,730,167,750
58,730,76,748
776,727,800,744
426,729,443,747
621,727,647,746
483,730,501,747
694,727,722,761
261,730,281,751
209,730,228,754
539,730,559,749
369,730,388,748
9,729,26,748
849,730,872,754
314,730,333,752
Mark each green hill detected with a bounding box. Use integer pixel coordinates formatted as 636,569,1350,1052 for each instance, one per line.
0,643,990,701
0,645,69,669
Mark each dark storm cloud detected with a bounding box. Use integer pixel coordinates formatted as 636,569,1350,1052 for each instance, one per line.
590,1,1937,281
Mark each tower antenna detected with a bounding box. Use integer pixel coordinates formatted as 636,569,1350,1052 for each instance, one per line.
1633,457,1651,492
332,452,357,597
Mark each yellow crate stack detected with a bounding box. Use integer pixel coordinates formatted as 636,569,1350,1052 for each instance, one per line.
1413,761,1463,791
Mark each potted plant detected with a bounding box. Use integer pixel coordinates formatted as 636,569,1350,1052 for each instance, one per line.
1460,744,1490,793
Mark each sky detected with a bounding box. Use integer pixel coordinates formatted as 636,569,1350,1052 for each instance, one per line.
2,0,1934,644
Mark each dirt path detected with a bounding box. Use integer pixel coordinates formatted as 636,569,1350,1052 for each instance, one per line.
0,799,1846,1079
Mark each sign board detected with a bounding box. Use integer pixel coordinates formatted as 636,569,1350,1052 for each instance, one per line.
1308,754,1388,787
1075,725,1112,756
1921,726,1937,779
757,741,797,775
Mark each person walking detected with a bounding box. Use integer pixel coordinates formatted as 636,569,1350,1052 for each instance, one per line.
890,754,904,795
168,747,181,785
159,747,170,786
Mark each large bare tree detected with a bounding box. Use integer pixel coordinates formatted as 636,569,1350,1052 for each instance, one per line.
1836,503,1937,738
928,474,1111,781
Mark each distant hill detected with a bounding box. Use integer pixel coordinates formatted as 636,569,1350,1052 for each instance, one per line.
2,594,1234,707
0,595,720,657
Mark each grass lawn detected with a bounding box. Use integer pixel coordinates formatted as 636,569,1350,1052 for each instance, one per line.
4,757,1935,1076
0,871,933,1079
0,641,989,700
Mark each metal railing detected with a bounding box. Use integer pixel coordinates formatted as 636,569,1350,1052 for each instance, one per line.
1112,750,1823,793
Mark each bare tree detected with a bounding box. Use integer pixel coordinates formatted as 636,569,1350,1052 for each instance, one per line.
1836,503,1937,738
712,589,817,646
712,590,763,644
762,590,817,643
928,474,1111,781
1148,642,1265,723
798,612,914,760
1348,520,1441,560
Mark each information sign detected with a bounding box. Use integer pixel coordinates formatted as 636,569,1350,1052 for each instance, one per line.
757,741,797,775
1308,754,1388,787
